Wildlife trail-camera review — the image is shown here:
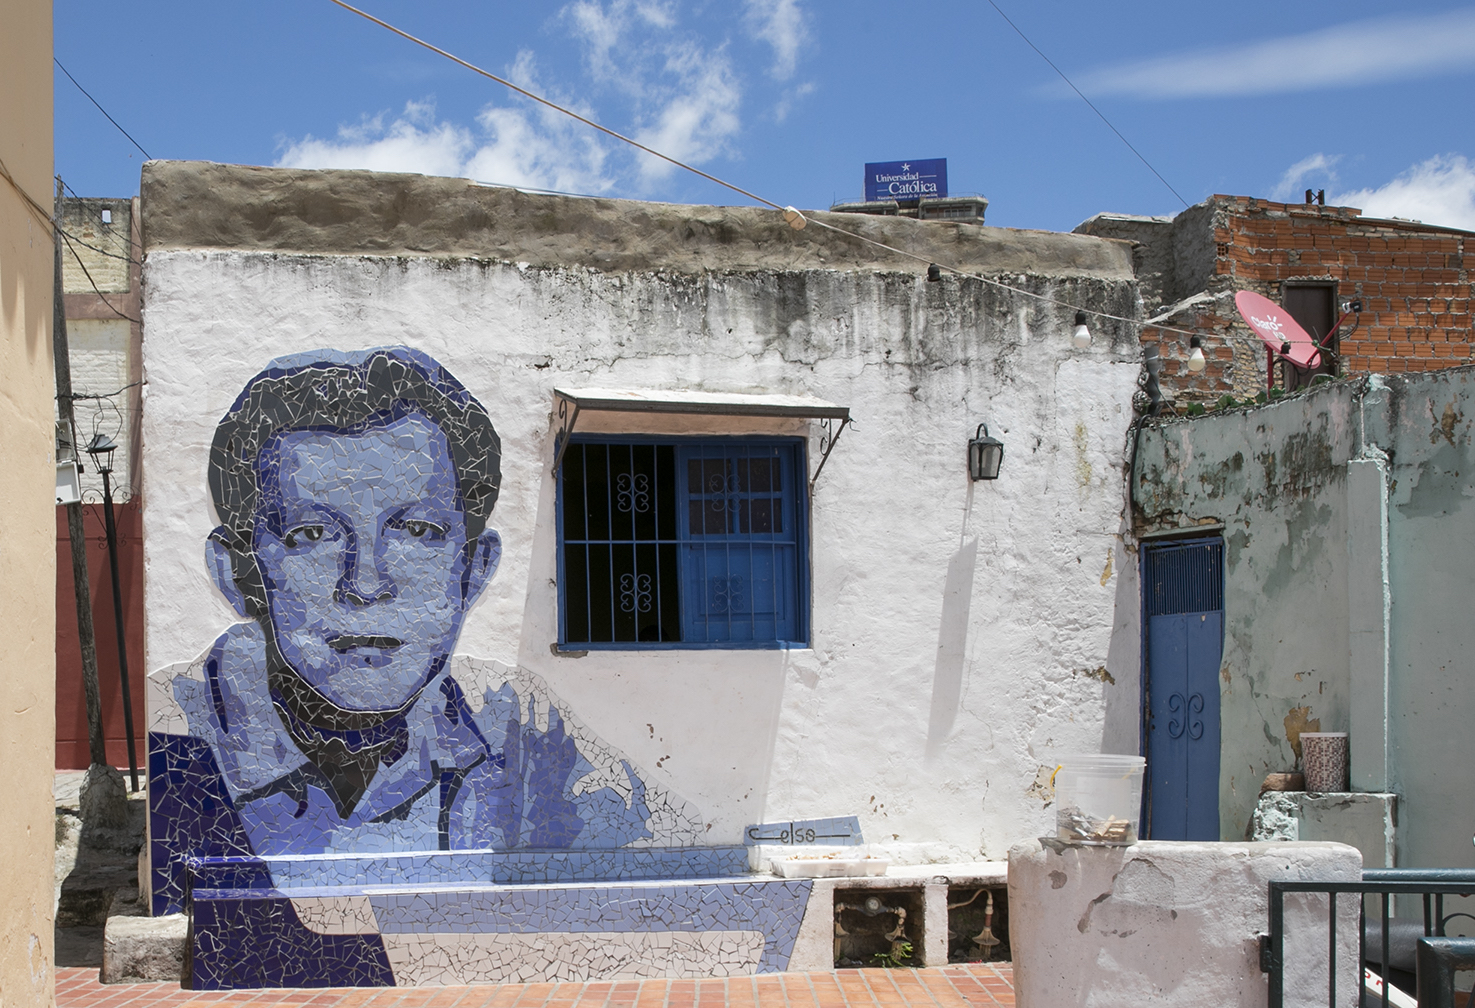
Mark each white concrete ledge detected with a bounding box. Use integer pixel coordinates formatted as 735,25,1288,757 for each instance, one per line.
1008,839,1361,1008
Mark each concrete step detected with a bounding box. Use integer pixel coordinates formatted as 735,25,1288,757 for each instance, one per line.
188,875,814,989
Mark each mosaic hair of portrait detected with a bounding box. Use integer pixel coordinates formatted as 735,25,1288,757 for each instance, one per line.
208,346,502,618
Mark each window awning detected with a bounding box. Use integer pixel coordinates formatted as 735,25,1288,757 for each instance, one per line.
551,387,852,489
553,387,850,420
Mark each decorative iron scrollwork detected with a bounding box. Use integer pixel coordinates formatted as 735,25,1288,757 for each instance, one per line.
615,472,650,513
710,575,745,614
618,572,653,613
1166,692,1206,740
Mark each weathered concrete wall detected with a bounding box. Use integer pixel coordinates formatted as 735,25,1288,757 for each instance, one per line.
0,0,57,1002
1009,839,1362,1008
1133,383,1360,841
1073,214,1173,313
140,162,1146,861
1377,368,1475,869
1130,365,1475,869
140,161,1134,280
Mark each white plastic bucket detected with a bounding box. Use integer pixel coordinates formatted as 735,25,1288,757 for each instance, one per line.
1054,753,1146,846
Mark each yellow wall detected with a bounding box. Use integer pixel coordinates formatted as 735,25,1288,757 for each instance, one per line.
0,0,57,1005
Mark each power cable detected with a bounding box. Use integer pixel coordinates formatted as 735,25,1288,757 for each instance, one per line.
60,179,145,269
327,1,1265,359
59,230,141,325
326,0,784,212
54,58,153,160
68,380,143,402
982,1,1189,209
0,157,57,234
57,222,141,266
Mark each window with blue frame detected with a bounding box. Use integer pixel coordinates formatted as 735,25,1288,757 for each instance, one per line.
558,438,807,648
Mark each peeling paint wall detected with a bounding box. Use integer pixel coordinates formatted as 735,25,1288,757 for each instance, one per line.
1132,384,1358,841
140,162,1145,863
1378,369,1475,869
1129,366,1475,867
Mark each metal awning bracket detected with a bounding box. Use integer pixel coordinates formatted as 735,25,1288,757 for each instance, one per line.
809,415,851,494
551,394,581,475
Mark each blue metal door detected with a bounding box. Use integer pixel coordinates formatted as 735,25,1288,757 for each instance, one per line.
1143,538,1224,840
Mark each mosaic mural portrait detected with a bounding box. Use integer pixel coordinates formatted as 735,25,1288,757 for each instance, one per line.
148,347,702,912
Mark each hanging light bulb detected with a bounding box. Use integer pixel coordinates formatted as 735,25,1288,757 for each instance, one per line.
1072,311,1092,349
1187,335,1206,373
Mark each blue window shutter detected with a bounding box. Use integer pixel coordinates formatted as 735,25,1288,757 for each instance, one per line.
678,443,799,644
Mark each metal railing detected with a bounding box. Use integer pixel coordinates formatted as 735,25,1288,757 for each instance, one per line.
1265,868,1475,1008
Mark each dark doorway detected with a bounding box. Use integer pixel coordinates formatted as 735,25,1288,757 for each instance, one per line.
1282,282,1338,387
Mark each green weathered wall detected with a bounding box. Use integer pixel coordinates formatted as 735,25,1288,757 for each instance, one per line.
1132,382,1361,841
1130,366,1475,865
1378,370,1475,868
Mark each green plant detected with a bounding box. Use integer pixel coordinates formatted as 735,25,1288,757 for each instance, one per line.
1184,402,1206,417
1216,395,1239,411
872,941,914,968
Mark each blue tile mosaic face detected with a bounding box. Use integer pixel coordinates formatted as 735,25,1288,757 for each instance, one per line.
148,347,706,915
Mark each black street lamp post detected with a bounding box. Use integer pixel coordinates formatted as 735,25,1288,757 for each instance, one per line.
85,433,139,792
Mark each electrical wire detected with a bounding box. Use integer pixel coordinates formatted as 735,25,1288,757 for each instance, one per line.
982,1,1188,209
325,2,1207,336
59,229,141,325
0,156,57,235
326,0,784,212
57,222,141,266
327,1,1289,362
68,380,142,402
54,58,153,161
59,179,143,266
469,180,610,201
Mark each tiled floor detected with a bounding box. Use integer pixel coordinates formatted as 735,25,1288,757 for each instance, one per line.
55,965,1014,1008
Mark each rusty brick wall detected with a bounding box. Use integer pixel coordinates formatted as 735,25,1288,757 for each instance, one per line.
1144,196,1474,406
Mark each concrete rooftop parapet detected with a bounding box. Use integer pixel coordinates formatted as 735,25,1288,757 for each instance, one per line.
139,160,1135,281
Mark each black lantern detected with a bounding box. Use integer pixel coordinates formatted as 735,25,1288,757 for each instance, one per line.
84,432,118,473
968,423,1004,480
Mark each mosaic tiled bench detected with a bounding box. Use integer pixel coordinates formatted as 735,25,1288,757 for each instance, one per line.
182,848,815,989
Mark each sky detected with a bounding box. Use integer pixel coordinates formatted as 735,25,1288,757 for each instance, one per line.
52,0,1475,233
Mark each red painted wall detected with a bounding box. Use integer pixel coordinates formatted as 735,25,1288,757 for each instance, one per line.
55,500,146,770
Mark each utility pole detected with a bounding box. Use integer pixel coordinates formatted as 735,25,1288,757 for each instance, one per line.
54,177,108,771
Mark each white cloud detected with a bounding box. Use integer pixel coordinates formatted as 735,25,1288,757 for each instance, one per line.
281,5,758,197
563,0,678,84
1073,8,1475,99
276,81,613,196
1271,153,1341,201
277,101,474,178
632,43,743,180
1333,155,1475,230
745,0,807,80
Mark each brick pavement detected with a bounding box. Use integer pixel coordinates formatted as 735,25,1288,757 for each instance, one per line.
55,965,1014,1008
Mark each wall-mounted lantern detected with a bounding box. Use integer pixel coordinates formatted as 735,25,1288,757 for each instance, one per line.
968,423,1004,480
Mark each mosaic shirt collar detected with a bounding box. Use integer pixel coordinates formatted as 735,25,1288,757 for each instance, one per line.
174,622,490,810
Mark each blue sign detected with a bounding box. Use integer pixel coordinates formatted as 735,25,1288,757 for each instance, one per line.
865,159,947,202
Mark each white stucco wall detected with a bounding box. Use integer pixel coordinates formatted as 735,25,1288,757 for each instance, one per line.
1009,839,1362,1008
141,242,1141,858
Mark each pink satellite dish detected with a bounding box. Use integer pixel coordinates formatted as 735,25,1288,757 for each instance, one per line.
1234,290,1322,369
